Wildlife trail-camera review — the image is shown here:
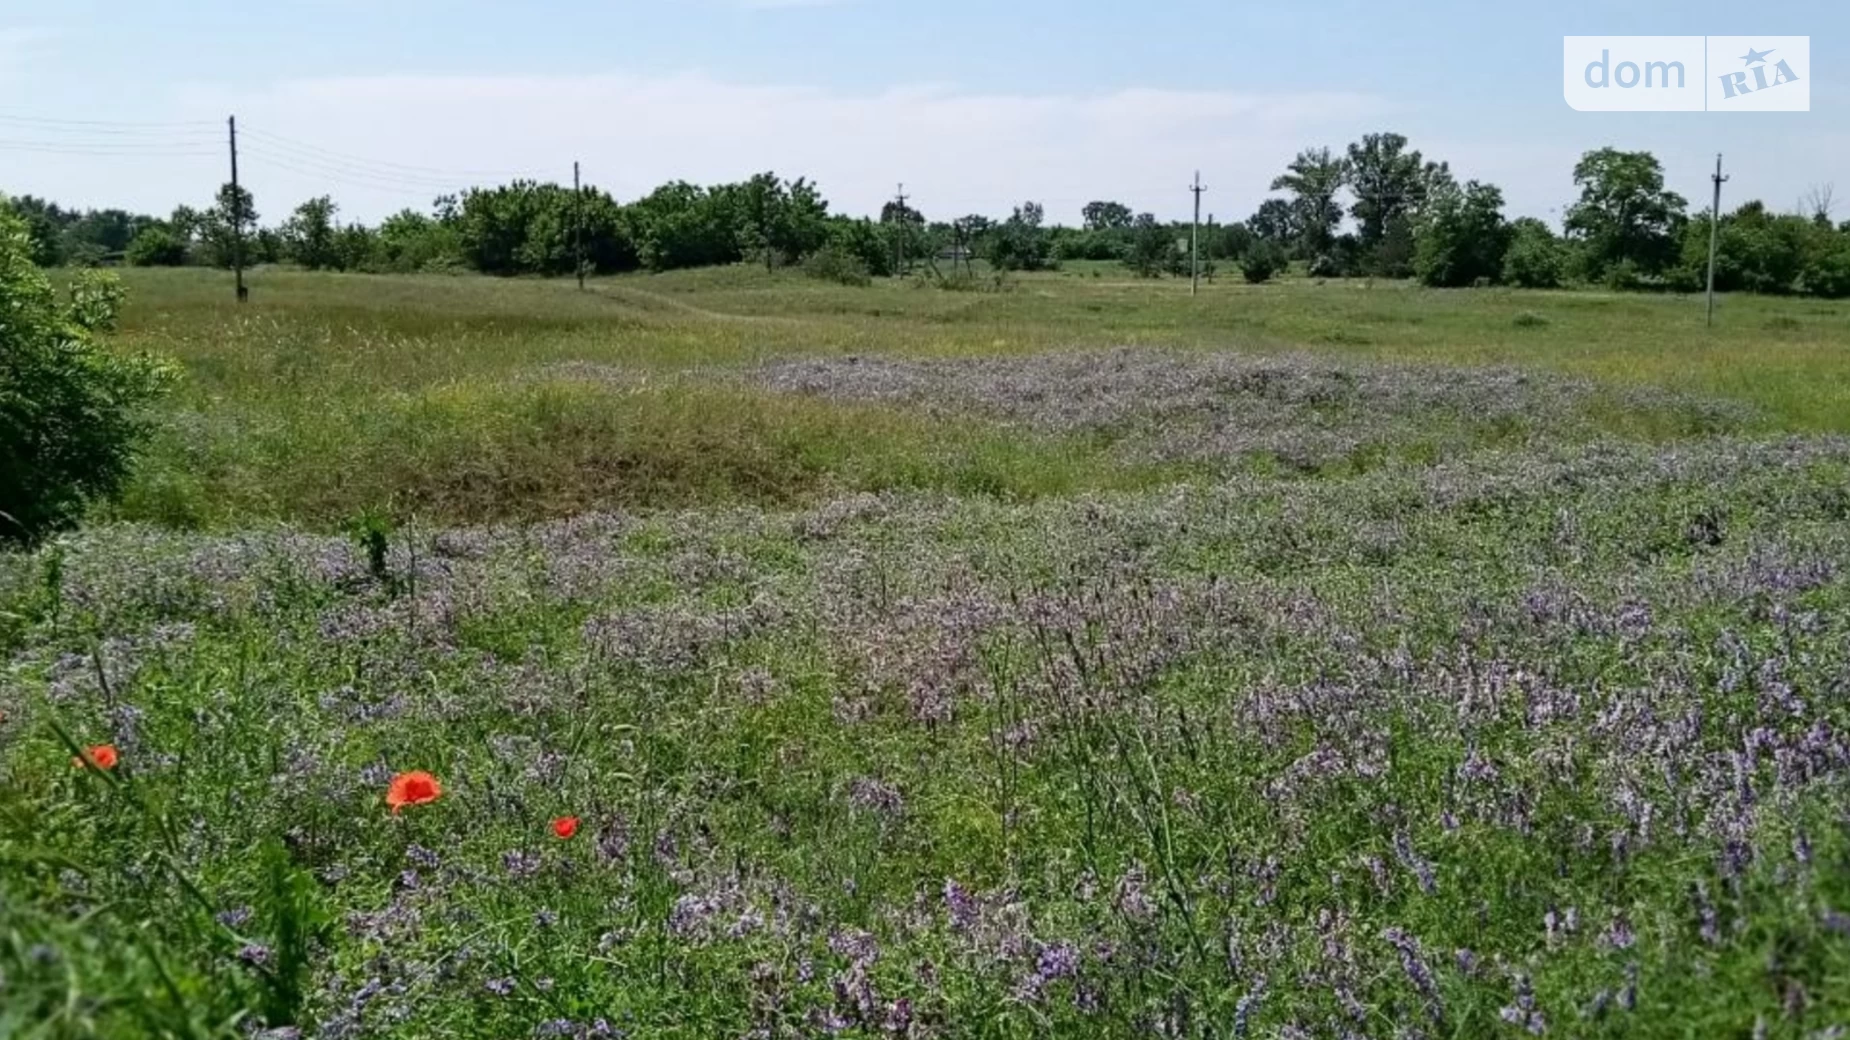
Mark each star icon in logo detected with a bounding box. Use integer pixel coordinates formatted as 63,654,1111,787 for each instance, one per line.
1740,46,1775,66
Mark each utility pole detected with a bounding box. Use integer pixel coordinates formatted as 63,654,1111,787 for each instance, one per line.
228,115,246,303
1205,212,1216,284
893,183,909,277
573,161,585,291
1706,153,1728,327
1189,171,1206,296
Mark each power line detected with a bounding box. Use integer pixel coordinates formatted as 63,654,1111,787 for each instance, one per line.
0,111,218,130
236,150,457,199
239,126,545,180
0,137,219,157
237,142,477,192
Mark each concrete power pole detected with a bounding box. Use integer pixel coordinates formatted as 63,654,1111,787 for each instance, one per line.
573,161,585,291
893,183,910,277
1706,153,1728,327
228,115,247,303
1189,171,1206,296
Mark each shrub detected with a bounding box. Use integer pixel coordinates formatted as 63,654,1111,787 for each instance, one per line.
0,207,176,545
800,245,872,287
125,226,188,267
1502,218,1565,289
1240,243,1287,284
1803,240,1850,299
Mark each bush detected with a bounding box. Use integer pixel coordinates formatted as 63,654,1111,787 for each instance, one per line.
1240,243,1286,284
800,245,872,287
125,226,188,267
1502,218,1565,289
0,207,176,546
1802,240,1850,299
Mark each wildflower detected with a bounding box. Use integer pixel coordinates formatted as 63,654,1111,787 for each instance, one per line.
552,816,580,840
73,744,118,770
385,771,442,813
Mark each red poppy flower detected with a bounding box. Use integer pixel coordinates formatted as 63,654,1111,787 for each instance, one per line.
385,771,442,813
551,816,580,840
73,744,119,771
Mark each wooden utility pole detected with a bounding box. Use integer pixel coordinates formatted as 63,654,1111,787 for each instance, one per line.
893,183,910,277
1706,153,1728,327
228,115,246,303
573,161,586,290
1189,171,1206,296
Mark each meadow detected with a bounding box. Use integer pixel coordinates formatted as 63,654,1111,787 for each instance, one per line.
5,265,1850,1038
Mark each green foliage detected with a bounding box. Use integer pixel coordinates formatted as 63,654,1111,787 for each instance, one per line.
1413,181,1512,287
1270,147,1348,257
1124,213,1178,277
1052,227,1127,262
1081,200,1134,231
1247,198,1302,254
1346,132,1452,275
282,196,341,271
0,207,175,545
800,244,872,287
126,225,188,267
1240,241,1286,283
1502,218,1567,289
1672,201,1836,296
986,201,1054,272
1802,236,1850,298
1565,148,1686,280
825,218,896,278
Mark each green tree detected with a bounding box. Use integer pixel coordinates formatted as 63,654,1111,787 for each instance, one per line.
125,225,187,267
1413,180,1512,287
987,202,1054,272
282,196,341,270
197,183,259,269
1124,213,1177,277
1564,148,1686,280
1240,241,1287,283
1346,134,1446,246
0,204,175,545
1269,147,1348,259
1501,217,1567,289
1247,199,1303,250
1082,201,1134,232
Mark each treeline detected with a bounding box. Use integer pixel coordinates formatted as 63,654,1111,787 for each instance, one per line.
7,137,1849,296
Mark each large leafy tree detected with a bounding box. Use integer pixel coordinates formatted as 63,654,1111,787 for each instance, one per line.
1247,198,1303,250
987,201,1053,272
1124,213,1177,277
1082,201,1134,232
1413,180,1512,287
1346,134,1450,246
1269,147,1348,258
282,196,340,271
1564,148,1687,279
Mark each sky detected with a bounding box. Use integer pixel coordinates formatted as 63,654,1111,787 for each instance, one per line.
0,0,1844,227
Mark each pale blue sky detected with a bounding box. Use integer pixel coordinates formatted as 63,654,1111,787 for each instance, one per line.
2,0,1844,225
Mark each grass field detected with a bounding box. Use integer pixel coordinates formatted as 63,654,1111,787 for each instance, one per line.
105,265,1850,528
5,266,1850,1038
